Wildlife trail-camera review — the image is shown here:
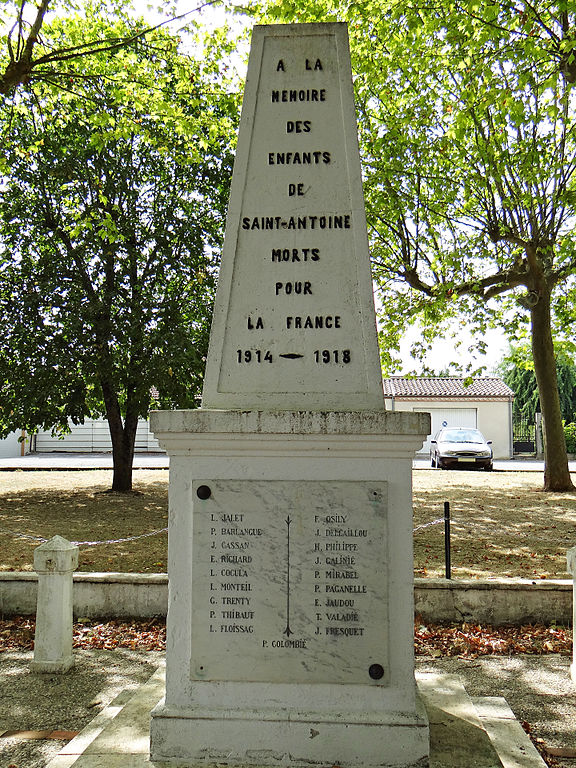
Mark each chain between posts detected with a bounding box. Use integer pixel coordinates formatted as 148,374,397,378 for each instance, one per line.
413,517,444,533
414,516,564,547
71,527,168,547
0,525,48,543
0,523,168,547
2,510,568,549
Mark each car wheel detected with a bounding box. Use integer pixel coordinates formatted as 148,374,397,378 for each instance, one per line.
484,463,493,471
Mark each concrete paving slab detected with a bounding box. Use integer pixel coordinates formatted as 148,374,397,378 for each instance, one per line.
44,668,547,768
58,694,125,756
472,697,546,768
418,672,502,767
49,758,152,767
62,668,164,761
42,757,80,768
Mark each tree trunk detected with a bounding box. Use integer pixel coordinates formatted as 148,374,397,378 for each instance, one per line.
108,409,139,492
530,287,575,491
102,384,138,492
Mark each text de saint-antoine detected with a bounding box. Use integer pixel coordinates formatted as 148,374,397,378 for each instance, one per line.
241,214,351,231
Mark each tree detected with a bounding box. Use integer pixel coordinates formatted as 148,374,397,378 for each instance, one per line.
0,0,220,97
500,343,576,424
0,10,238,490
259,0,576,491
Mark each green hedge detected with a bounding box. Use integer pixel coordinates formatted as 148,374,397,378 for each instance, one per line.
565,422,576,453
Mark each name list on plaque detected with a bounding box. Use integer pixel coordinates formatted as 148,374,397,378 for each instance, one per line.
190,479,388,685
202,23,384,411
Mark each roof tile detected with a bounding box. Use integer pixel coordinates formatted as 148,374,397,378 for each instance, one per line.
382,377,514,399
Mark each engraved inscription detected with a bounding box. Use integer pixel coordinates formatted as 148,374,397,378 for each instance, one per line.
271,88,326,102
231,45,352,376
241,215,351,230
268,151,331,164
286,120,311,133
271,248,320,262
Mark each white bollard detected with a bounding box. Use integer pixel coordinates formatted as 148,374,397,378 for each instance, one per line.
31,535,79,674
567,547,576,682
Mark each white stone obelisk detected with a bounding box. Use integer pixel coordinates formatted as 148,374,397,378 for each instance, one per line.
151,22,430,768
201,23,384,412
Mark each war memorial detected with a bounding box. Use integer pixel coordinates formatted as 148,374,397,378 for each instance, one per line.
149,21,431,768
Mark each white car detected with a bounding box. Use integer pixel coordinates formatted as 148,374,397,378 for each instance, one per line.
430,427,493,471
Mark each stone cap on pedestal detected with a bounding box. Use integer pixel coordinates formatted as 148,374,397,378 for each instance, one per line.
150,409,430,437
34,536,79,574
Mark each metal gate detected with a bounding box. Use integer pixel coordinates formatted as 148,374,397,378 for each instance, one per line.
513,417,535,454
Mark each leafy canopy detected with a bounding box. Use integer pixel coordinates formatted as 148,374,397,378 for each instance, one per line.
259,0,576,367
0,0,230,96
0,7,239,438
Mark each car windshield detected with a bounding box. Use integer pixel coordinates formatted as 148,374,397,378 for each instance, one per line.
441,429,484,444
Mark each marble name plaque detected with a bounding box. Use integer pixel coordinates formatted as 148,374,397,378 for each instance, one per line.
190,479,388,685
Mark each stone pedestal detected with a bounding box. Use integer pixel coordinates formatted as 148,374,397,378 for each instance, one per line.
150,409,429,768
31,535,79,674
567,547,576,681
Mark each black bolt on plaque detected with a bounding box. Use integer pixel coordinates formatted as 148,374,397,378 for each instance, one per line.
196,485,212,500
369,664,384,680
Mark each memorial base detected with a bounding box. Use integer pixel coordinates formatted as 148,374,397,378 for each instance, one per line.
151,694,429,767
150,409,430,768
30,656,75,674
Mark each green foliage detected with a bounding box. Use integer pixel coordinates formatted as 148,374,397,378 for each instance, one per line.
500,357,540,423
256,0,576,488
565,422,576,454
258,0,576,341
0,9,238,449
0,0,224,97
500,343,576,423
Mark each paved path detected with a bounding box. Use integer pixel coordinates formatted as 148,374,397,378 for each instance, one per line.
0,452,571,473
413,457,565,472
0,452,169,469
42,663,549,768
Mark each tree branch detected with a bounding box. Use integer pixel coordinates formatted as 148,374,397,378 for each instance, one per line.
1,0,221,96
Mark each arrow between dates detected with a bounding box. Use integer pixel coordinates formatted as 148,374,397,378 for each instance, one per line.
283,515,293,636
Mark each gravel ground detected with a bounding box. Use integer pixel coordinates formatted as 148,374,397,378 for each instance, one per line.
1,649,575,768
0,648,162,768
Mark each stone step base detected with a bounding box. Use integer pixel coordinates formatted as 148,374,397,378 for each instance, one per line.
44,667,546,768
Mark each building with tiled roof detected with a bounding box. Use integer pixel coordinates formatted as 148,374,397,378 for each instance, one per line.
382,377,514,459
383,377,514,400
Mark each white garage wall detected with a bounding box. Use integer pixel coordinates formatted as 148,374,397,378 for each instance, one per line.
385,399,513,459
0,431,30,458
35,418,161,453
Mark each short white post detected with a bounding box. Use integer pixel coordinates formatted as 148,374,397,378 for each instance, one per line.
31,535,79,673
567,547,576,682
